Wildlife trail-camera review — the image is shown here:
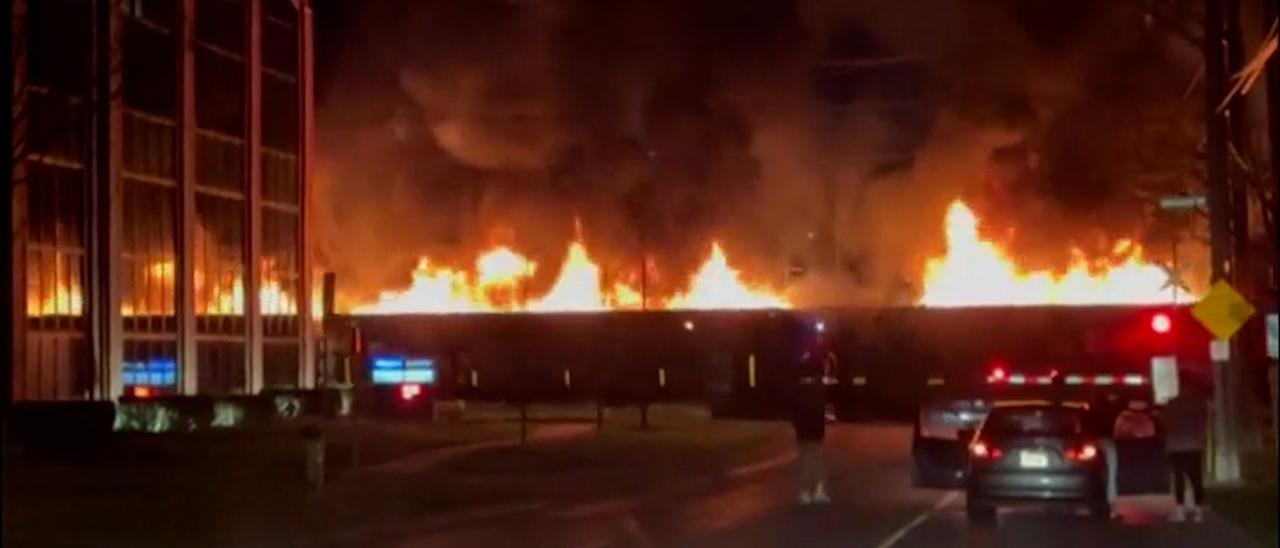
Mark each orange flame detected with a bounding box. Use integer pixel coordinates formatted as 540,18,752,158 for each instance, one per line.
920,200,1189,307
529,241,634,312
663,243,789,310
353,239,788,314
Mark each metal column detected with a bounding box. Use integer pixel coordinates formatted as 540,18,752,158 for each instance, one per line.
4,0,25,407
246,0,265,393
94,0,125,400
178,0,199,395
298,0,316,389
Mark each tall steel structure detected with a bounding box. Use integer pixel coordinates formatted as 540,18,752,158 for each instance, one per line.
9,0,315,402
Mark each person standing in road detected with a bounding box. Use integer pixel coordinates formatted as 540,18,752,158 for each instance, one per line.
1090,394,1161,521
1089,391,1127,520
791,318,830,506
1161,375,1210,522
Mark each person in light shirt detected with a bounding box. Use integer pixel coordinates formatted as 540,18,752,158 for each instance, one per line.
1090,393,1159,520
1114,400,1157,440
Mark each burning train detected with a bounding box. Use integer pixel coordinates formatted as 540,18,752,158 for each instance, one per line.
325,198,1206,419
9,1,1212,422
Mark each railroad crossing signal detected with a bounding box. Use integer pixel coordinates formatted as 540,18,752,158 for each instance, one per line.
1158,264,1188,292
1191,280,1256,340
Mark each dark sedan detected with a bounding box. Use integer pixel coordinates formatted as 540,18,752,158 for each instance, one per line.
963,403,1109,524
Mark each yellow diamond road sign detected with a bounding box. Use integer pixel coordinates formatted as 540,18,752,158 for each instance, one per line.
1191,280,1256,340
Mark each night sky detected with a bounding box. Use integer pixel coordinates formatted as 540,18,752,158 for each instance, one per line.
307,0,1202,306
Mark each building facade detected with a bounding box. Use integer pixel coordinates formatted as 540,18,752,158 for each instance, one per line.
10,0,314,401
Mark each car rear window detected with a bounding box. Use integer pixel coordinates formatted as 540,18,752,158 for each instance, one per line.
982,407,1085,438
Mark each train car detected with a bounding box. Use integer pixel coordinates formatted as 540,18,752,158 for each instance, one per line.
337,305,1213,420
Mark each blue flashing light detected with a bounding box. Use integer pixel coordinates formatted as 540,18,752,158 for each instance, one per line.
404,369,436,384
122,358,178,387
370,355,437,385
371,369,402,384
372,357,406,370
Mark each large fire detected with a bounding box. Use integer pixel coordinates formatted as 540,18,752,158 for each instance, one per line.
663,243,789,310
352,240,789,314
28,199,1191,316
919,200,1189,307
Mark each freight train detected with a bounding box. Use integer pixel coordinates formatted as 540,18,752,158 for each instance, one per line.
332,305,1213,419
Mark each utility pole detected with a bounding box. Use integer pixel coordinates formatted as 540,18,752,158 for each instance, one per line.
1204,0,1242,482
1224,0,1252,298
1225,0,1264,452
1265,0,1280,298
1262,0,1280,449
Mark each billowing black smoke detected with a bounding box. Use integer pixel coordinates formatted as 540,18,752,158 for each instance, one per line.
312,0,1203,308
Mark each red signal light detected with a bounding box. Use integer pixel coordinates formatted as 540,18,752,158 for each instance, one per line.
1150,313,1172,334
986,366,1007,383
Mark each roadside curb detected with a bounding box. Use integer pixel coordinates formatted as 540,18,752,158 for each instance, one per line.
362,422,595,474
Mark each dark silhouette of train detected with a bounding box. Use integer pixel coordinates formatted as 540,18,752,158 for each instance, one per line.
336,305,1214,419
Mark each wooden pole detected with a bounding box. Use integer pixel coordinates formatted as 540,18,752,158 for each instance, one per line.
1204,0,1242,482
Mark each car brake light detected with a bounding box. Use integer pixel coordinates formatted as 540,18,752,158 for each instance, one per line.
970,441,1002,459
400,383,422,401
1065,443,1098,461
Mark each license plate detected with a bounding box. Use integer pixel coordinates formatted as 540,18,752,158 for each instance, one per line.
1019,451,1049,469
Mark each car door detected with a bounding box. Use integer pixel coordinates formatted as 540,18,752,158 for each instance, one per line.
911,420,969,488
911,400,986,488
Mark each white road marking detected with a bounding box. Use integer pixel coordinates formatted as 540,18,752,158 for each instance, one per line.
874,492,959,548
725,450,797,478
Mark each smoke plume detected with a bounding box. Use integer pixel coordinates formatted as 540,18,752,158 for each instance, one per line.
313,0,1204,309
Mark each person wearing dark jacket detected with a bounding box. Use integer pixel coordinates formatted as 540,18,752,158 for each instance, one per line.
1161,376,1210,522
791,326,830,506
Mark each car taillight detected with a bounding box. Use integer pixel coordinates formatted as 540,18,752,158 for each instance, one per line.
970,441,1002,459
400,383,422,401
1065,443,1098,462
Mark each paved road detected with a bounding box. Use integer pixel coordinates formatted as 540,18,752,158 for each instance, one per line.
341,424,1264,548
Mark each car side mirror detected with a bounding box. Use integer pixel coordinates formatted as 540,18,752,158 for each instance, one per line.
957,429,975,445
